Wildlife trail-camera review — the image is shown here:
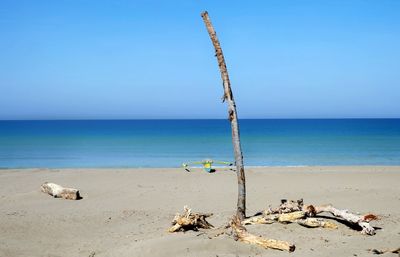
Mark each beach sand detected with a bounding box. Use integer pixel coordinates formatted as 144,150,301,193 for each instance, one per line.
0,166,399,257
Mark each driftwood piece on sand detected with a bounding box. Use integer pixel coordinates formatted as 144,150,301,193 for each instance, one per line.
231,216,295,252
296,218,338,229
264,199,378,235
278,211,307,223
40,182,81,200
265,199,305,215
168,206,214,232
243,211,306,225
169,207,296,251
310,204,377,235
255,199,377,235
169,199,377,253
243,211,338,229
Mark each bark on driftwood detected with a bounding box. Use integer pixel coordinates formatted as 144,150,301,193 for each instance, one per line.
168,206,214,232
201,11,246,221
40,182,81,200
230,216,295,252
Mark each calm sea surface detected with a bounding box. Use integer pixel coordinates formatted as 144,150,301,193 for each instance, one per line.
0,119,399,168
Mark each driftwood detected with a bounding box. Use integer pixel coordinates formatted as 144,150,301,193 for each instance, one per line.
201,11,246,221
296,218,338,229
231,216,295,252
168,206,295,252
257,199,378,235
278,211,307,223
170,206,296,251
168,206,213,232
265,199,305,215
170,198,378,252
310,204,377,235
40,182,81,200
243,211,306,225
243,211,338,229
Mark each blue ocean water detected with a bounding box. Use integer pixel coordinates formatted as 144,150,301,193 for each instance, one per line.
0,119,399,168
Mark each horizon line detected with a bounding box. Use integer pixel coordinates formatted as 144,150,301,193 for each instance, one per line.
0,117,399,121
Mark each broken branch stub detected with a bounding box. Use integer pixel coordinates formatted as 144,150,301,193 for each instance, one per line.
41,182,81,200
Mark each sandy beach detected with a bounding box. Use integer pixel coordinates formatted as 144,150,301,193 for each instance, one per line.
0,166,399,257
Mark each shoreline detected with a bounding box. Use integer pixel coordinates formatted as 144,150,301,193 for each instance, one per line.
2,164,400,170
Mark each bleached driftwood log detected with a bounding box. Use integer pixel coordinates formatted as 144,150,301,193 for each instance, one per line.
252,199,377,235
296,218,338,229
231,216,295,252
169,207,296,251
168,206,214,232
243,211,306,225
278,211,307,223
40,182,81,200
243,212,338,229
310,204,377,235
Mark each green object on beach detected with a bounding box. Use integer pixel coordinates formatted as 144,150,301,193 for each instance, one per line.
182,159,233,173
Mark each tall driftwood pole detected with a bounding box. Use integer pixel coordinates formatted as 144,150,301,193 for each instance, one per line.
201,11,246,220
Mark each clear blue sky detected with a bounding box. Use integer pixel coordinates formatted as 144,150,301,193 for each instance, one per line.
1,0,399,119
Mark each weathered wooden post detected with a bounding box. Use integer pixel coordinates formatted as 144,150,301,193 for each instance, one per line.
201,11,246,220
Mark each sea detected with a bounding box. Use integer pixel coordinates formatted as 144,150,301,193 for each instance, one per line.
0,119,399,168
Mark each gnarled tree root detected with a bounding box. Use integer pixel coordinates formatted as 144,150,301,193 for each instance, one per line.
168,206,214,232
40,182,81,200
